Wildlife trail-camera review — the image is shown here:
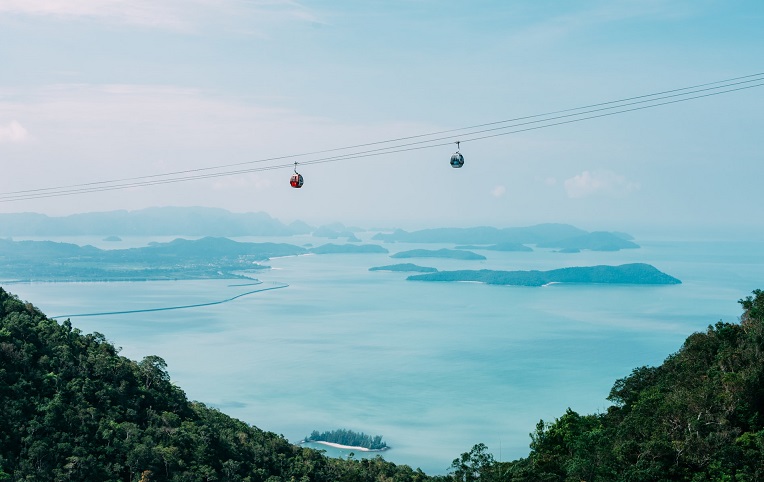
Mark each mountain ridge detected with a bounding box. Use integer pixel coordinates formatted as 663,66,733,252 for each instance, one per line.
0,207,313,237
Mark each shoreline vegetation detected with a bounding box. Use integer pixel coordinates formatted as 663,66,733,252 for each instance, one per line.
304,429,389,451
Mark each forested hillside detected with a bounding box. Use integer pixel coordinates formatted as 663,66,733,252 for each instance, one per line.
449,290,764,481
3,286,764,481
0,288,433,482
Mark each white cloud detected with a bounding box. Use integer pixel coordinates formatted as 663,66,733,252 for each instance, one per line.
0,120,29,143
564,170,639,198
491,185,506,198
0,0,320,30
0,0,185,29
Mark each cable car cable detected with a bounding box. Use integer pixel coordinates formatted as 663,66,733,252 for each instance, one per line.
5,73,764,198
3,73,762,198
2,80,761,202
1,77,762,202
3,73,761,198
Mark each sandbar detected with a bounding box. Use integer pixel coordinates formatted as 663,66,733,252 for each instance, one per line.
304,440,389,452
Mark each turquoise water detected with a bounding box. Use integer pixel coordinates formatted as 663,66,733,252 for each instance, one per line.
3,235,762,474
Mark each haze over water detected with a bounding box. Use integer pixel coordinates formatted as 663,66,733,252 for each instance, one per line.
5,233,761,474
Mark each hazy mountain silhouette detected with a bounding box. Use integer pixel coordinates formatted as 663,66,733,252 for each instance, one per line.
0,207,313,236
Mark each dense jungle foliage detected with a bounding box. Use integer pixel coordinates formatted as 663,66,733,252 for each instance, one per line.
448,289,764,481
0,288,433,482
2,287,764,481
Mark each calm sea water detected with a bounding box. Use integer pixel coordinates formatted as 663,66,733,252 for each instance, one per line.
3,234,762,474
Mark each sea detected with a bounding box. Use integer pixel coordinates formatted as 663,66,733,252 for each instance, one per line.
3,233,762,475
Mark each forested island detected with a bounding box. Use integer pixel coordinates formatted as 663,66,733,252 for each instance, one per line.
390,248,486,260
535,231,639,251
2,286,764,480
304,429,389,451
0,237,387,282
407,263,681,286
0,237,302,282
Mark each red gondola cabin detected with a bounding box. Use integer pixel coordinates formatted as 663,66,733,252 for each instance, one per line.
290,172,304,188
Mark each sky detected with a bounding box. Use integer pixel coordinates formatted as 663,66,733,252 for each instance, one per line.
0,0,762,235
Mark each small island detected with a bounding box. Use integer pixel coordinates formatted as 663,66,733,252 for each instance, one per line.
372,225,641,251
536,231,639,251
454,242,532,252
102,235,122,242
312,223,362,242
303,429,389,451
390,248,486,260
309,243,388,254
369,263,438,273
407,263,681,286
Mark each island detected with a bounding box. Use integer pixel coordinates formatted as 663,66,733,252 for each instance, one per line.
0,237,307,282
303,429,389,451
535,231,639,251
372,224,641,251
454,242,532,252
309,243,388,254
312,223,363,242
390,248,486,260
102,235,122,242
373,224,586,244
406,263,681,286
369,263,438,273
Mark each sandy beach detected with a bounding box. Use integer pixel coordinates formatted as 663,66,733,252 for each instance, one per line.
306,441,389,452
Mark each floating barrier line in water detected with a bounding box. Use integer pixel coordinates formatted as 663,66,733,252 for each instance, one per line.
50,283,288,318
227,281,263,287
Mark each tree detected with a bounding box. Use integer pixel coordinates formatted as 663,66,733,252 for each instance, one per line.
739,289,764,323
450,443,495,482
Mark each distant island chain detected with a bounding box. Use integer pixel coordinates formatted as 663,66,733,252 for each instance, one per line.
0,209,682,288
0,235,679,286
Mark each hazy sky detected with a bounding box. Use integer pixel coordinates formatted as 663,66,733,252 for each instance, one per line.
1,0,762,234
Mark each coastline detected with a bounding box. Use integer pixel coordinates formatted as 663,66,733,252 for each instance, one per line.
302,440,390,452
